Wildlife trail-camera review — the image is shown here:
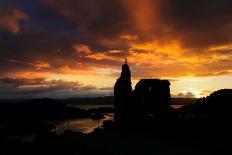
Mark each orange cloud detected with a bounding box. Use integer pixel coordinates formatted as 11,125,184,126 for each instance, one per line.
73,43,92,56
123,0,160,33
31,61,51,70
85,52,112,61
0,8,28,34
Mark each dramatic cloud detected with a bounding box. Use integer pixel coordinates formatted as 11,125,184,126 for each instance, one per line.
0,0,232,97
0,76,97,96
41,0,232,49
73,44,92,56
30,61,51,70
0,4,28,34
38,0,232,77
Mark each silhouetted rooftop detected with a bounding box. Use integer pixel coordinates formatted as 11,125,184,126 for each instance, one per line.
135,79,170,89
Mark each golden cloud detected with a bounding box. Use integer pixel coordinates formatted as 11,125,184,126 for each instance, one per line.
31,61,51,70
73,43,92,56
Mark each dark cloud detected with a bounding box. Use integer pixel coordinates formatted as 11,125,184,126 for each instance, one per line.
163,0,232,49
99,87,113,91
41,0,127,36
172,92,196,98
40,0,130,51
38,0,232,52
0,77,44,87
0,0,130,76
0,2,28,33
0,1,80,74
0,77,97,96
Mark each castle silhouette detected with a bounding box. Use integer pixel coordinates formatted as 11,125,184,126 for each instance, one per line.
114,59,171,126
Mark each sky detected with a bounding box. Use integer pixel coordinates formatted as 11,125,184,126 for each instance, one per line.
0,0,232,99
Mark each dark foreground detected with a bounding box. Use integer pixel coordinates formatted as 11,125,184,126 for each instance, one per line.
1,120,232,155
1,89,232,155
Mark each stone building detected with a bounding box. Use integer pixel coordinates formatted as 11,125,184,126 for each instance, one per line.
114,60,132,125
134,79,171,115
114,60,171,125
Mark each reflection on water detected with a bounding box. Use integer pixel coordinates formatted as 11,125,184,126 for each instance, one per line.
55,114,113,134
171,104,184,109
55,104,182,134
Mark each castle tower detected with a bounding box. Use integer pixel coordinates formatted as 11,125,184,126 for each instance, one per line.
114,59,132,125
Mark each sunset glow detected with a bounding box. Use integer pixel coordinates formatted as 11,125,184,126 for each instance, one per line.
0,0,232,98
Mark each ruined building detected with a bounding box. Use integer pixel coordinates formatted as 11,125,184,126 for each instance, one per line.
114,60,171,125
114,59,132,125
135,79,171,115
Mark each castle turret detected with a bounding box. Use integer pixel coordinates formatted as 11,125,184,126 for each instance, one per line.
114,59,132,125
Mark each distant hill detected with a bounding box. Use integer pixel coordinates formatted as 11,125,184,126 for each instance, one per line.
171,98,198,105
0,96,198,106
0,98,89,122
60,97,198,106
60,96,114,105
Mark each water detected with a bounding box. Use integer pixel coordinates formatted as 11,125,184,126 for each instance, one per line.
171,104,184,109
54,104,182,134
54,114,113,134
4,104,183,143
52,104,114,134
